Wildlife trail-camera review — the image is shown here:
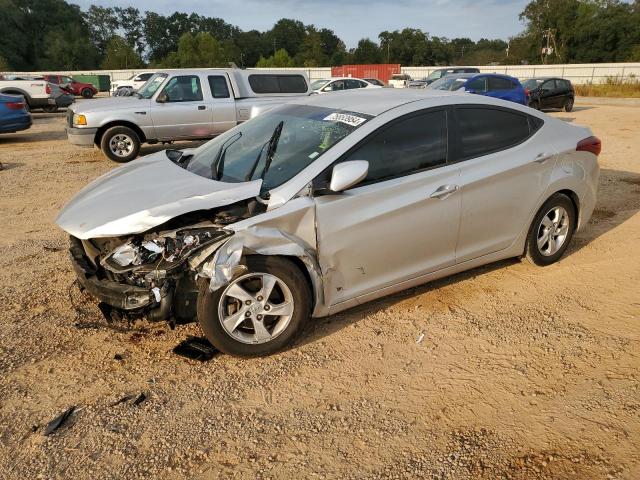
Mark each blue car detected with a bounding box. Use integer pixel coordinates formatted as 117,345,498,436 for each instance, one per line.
0,93,32,134
427,73,528,105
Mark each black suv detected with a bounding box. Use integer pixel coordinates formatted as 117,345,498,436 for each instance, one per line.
523,77,575,112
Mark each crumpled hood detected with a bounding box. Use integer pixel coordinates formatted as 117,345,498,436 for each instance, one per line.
72,96,151,113
56,151,262,239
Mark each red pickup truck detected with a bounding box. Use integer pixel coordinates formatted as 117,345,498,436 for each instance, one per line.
43,75,98,99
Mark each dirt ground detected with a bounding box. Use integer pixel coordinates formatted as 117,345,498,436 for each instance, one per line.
0,101,638,480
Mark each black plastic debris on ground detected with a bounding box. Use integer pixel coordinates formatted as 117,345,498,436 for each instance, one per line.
132,392,147,406
110,394,135,407
173,336,218,362
44,406,76,436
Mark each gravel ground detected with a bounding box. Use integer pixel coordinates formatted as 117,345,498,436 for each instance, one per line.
0,102,638,479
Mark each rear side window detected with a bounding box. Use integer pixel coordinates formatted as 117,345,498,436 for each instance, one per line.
248,74,308,94
208,75,230,98
455,107,531,160
488,77,515,90
346,79,362,89
343,109,448,185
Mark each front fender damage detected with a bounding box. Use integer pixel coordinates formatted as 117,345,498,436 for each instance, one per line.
198,226,325,316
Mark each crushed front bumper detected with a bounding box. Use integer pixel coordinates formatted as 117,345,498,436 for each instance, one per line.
70,237,152,310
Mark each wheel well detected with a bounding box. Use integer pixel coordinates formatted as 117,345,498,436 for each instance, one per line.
95,121,147,146
557,189,580,226
275,255,317,311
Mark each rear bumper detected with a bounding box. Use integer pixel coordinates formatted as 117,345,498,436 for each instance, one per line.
70,237,153,310
0,115,32,133
66,126,97,147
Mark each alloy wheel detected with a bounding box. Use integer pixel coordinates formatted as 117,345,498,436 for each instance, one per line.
109,134,134,158
537,206,570,256
218,272,295,344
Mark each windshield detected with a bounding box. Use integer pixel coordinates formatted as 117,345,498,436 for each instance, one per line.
311,79,330,90
185,104,372,191
136,73,167,98
426,70,444,81
522,79,544,89
428,75,471,91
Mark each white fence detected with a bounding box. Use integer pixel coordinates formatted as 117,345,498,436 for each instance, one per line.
4,63,640,85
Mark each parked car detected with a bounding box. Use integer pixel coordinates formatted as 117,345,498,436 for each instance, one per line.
388,73,413,88
67,69,312,162
363,78,386,87
428,73,528,105
57,89,600,357
0,93,32,133
40,83,74,113
0,78,58,111
311,77,382,94
523,77,575,112
42,74,98,99
110,72,156,95
419,67,480,87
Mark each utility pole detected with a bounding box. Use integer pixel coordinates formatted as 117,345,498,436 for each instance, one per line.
541,28,560,64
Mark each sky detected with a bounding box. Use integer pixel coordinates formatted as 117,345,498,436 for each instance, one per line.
72,0,532,48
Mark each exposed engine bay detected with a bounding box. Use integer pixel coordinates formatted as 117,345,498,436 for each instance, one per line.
70,200,265,325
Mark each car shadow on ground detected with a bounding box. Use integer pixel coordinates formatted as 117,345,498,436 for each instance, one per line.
296,167,640,348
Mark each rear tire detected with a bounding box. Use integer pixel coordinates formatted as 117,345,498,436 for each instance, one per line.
81,88,94,99
525,193,576,266
529,100,540,110
564,98,574,112
197,256,311,357
100,125,141,163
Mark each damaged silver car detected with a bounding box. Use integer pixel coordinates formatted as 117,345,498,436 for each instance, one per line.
57,89,600,356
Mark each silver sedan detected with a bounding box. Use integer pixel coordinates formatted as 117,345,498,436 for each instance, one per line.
57,89,601,356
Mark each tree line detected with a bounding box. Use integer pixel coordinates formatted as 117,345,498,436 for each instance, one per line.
1,0,639,72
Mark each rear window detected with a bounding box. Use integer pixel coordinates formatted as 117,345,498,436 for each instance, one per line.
455,106,533,160
248,74,308,94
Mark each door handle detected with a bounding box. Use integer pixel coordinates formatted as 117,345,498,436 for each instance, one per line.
430,184,459,200
198,105,206,110
533,152,553,164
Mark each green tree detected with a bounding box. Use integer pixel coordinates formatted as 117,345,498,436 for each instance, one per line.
162,32,235,68
84,5,119,58
256,48,296,68
266,19,306,58
0,55,9,71
351,38,382,64
101,36,144,69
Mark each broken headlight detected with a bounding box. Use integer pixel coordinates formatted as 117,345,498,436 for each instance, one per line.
101,228,229,274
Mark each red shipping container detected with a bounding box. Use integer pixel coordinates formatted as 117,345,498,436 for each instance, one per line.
331,64,401,84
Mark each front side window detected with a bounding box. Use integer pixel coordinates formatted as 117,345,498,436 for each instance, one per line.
456,107,531,160
208,75,230,98
185,105,371,191
341,109,448,185
162,75,203,102
542,80,556,92
136,73,167,99
466,77,488,92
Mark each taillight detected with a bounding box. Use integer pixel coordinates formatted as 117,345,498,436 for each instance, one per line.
576,136,601,156
6,101,25,110
46,84,51,94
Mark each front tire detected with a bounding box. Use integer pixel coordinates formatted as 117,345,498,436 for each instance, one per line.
197,256,311,357
81,88,94,99
100,125,141,163
525,193,576,266
42,105,58,113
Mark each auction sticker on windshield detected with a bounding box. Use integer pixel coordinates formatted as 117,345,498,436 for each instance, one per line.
323,112,368,127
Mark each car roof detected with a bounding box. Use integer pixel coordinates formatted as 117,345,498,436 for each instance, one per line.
291,88,472,116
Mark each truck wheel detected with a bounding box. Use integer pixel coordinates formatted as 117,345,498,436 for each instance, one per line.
81,88,94,99
197,256,312,357
100,126,141,163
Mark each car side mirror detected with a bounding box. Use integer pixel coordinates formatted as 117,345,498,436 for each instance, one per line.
156,92,169,103
329,160,369,192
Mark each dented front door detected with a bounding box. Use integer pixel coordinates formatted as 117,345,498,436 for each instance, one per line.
314,164,461,307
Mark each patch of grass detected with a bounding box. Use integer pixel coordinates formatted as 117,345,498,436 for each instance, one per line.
575,75,640,98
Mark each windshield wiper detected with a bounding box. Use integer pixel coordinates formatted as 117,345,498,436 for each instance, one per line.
212,132,242,180
245,121,284,184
